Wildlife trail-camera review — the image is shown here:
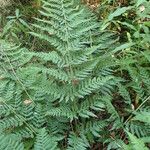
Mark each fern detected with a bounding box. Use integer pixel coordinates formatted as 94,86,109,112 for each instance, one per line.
118,83,131,105
67,133,90,150
34,128,60,150
0,0,135,149
107,132,150,150
0,134,24,150
125,131,149,150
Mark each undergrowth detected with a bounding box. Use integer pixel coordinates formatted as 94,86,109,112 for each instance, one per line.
0,0,150,149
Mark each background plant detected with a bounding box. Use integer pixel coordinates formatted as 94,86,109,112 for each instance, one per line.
0,0,150,149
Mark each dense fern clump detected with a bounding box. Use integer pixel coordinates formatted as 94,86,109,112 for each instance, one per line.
0,0,119,149
0,0,150,149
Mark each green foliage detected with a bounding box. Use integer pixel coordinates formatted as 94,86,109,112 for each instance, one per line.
67,133,89,150
0,0,119,149
0,134,24,150
0,0,150,149
124,131,149,150
34,128,60,150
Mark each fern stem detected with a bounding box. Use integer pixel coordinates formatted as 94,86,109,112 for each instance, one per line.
1,48,35,105
124,95,150,124
118,95,150,141
110,135,125,150
0,98,36,134
61,0,74,79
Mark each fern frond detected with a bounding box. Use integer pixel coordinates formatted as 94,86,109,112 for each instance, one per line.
0,115,24,131
133,109,150,124
75,76,114,98
103,96,122,129
67,133,89,150
126,131,149,150
34,128,60,150
126,121,150,138
0,134,24,150
118,83,131,105
46,105,77,120
84,120,107,137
